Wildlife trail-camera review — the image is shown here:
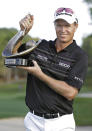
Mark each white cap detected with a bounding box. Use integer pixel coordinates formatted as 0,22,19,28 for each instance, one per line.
54,7,78,24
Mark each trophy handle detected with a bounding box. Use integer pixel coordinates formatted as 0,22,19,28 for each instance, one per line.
2,30,25,57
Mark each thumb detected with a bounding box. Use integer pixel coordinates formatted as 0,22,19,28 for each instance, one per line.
32,60,38,67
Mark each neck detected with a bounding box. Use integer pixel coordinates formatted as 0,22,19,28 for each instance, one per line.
55,39,73,52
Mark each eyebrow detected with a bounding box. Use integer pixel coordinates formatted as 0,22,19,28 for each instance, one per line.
55,22,70,26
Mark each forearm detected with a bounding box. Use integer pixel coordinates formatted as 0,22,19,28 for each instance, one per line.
39,72,78,100
12,41,22,54
6,14,33,55
18,61,78,100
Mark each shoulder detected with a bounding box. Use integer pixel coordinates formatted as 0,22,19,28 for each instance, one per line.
37,39,54,49
74,42,88,60
73,43,88,69
37,39,53,45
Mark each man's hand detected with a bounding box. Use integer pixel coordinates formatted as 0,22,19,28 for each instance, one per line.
17,61,78,100
17,60,43,78
19,14,34,35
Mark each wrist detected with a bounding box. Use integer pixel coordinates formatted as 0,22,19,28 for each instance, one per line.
38,71,49,83
37,71,46,81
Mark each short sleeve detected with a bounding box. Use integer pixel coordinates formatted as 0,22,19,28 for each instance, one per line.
65,54,88,91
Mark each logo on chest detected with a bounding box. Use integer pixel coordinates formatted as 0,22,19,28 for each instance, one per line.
59,61,70,69
36,54,71,69
37,55,48,61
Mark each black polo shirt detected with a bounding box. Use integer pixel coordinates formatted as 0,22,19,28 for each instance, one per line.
23,39,88,115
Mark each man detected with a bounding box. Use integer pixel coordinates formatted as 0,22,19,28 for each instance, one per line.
17,7,88,131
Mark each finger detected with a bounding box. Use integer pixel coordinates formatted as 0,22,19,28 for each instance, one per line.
26,14,34,22
23,17,33,29
19,14,34,31
20,18,30,28
31,15,34,21
17,66,28,70
20,14,33,25
17,65,35,70
32,60,38,66
20,21,31,33
32,60,40,69
23,20,30,28
26,14,32,22
24,15,32,25
19,20,25,30
30,15,34,23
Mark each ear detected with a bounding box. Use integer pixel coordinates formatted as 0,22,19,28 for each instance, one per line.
74,23,78,32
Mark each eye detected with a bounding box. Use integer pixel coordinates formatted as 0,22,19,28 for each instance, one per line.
56,24,61,27
65,24,70,27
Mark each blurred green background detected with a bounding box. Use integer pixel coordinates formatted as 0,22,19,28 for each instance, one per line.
0,79,92,126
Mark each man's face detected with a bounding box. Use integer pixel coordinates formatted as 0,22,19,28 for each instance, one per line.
54,19,78,44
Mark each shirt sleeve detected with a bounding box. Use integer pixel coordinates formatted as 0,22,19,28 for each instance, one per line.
65,54,88,91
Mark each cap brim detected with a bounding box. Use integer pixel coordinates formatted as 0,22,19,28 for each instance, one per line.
54,15,76,24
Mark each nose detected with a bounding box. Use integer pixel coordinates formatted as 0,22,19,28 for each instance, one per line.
60,26,65,32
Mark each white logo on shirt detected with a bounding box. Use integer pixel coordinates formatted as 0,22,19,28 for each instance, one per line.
74,76,83,83
37,55,48,61
59,62,70,69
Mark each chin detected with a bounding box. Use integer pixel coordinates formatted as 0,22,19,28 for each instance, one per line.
60,40,67,43
59,38,72,44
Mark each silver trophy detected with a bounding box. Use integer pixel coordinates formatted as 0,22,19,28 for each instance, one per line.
2,30,41,67
2,14,40,67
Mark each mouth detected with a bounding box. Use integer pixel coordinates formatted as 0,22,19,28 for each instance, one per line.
59,34,67,38
60,34,68,36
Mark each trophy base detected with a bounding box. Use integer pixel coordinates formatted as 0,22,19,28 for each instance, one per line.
4,58,28,67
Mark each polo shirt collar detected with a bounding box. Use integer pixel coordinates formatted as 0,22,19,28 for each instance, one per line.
63,40,77,52
53,39,77,53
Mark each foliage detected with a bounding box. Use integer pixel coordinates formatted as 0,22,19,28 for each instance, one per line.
82,0,92,80
81,34,92,80
84,0,92,19
0,28,17,53
0,28,18,77
74,97,92,125
82,34,92,67
89,8,92,19
0,28,39,80
84,0,92,4
0,28,39,57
